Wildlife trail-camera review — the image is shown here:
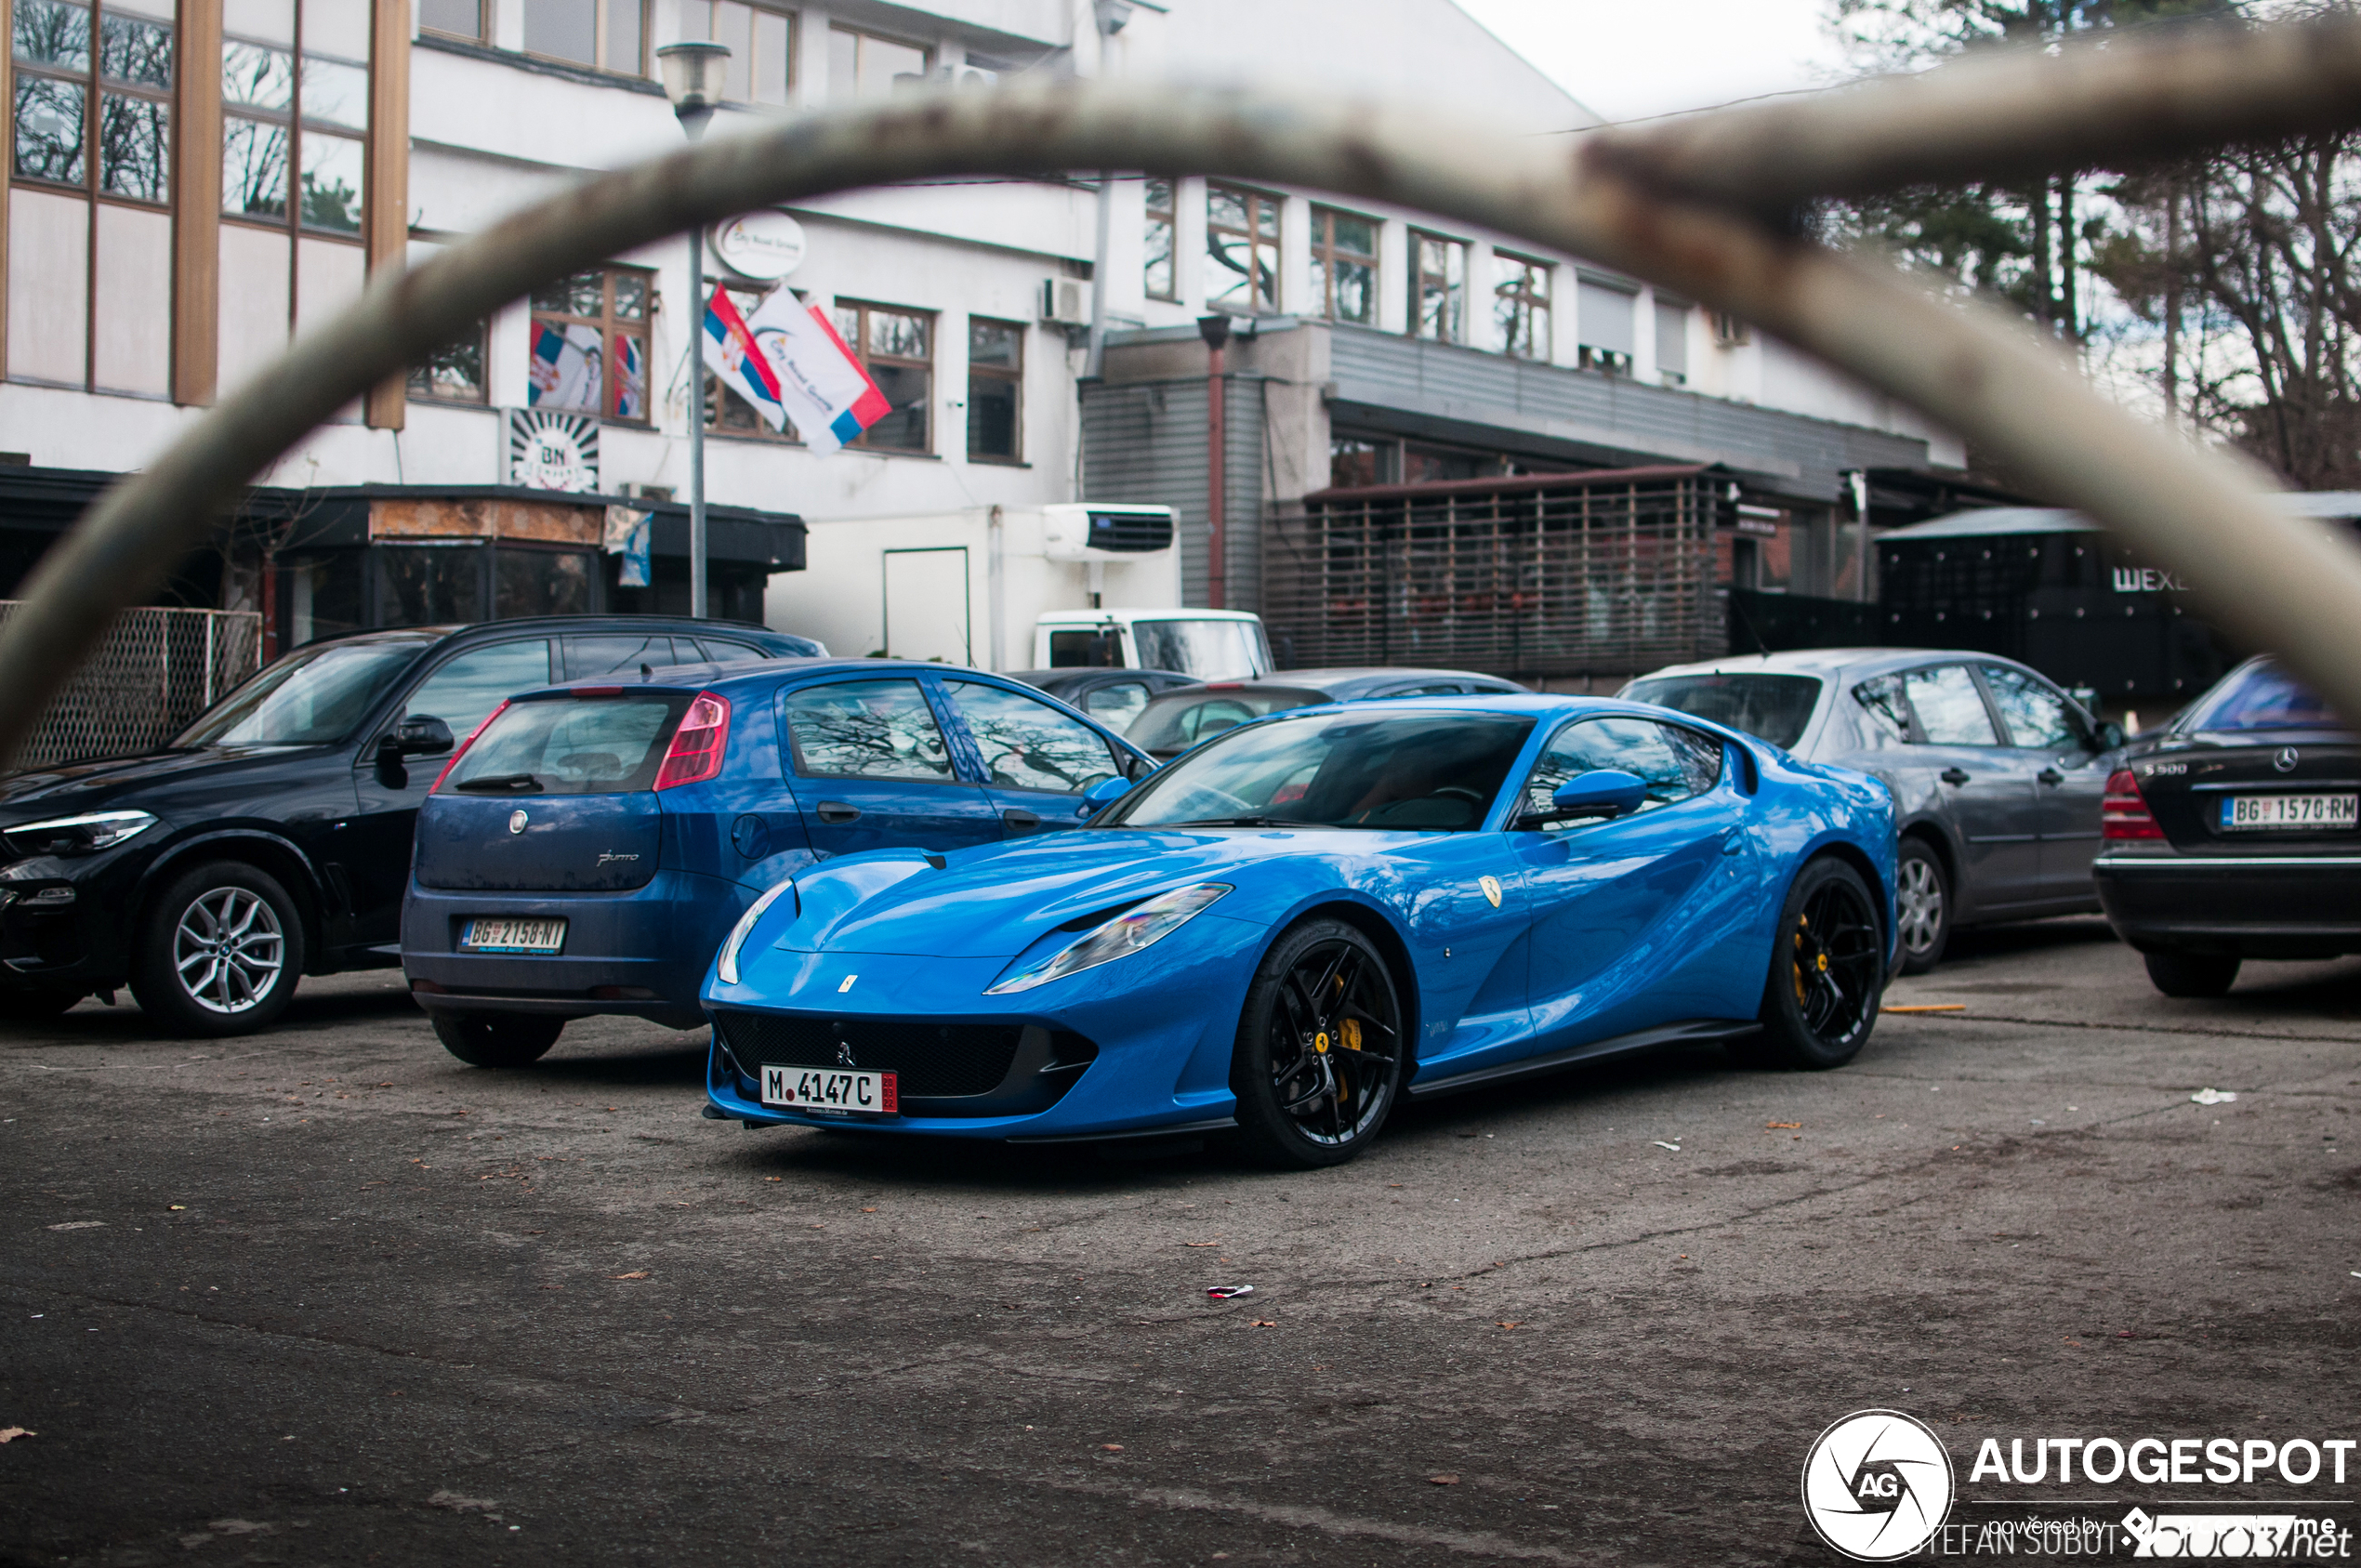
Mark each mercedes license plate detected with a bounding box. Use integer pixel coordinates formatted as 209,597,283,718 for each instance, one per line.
2221,794,2358,831
460,917,568,954
761,1065,898,1115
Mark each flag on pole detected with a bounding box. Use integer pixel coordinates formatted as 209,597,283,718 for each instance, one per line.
703,286,892,455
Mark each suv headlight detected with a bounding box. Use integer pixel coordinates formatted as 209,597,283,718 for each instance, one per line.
716,879,795,985
3,810,158,858
985,883,1231,995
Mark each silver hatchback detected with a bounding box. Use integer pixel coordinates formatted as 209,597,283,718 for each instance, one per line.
1622,649,2124,972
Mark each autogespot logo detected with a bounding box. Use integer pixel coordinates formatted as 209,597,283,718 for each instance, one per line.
1802,1409,1957,1561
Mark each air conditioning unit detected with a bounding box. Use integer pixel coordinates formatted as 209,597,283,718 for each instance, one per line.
1042,504,1176,561
936,62,998,89
1041,277,1092,327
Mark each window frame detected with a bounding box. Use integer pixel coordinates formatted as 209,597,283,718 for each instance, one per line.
1407,228,1467,344
415,0,486,43
9,0,177,208
1493,250,1551,360
827,23,931,101
527,264,655,427
219,6,370,244
833,298,933,455
1309,204,1378,325
407,317,489,406
1204,180,1281,317
1142,177,1176,302
965,315,1024,465
516,0,650,78
679,0,793,105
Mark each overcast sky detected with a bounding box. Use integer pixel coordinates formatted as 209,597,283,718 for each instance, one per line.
1455,0,1854,124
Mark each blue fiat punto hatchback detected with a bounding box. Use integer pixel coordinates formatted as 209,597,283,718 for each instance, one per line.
402,659,1153,1066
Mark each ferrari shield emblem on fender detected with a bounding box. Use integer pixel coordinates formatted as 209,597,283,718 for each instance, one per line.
1479,875,1503,908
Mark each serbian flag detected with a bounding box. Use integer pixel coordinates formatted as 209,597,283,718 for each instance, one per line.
703,286,891,455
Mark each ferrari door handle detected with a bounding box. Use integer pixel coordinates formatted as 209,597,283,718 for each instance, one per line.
815,800,861,824
1002,808,1042,832
1720,828,1746,855
2038,768,2065,786
1940,768,1972,785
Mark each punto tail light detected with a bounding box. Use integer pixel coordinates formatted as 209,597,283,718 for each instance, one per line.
656,692,732,790
429,701,509,793
2101,769,2163,840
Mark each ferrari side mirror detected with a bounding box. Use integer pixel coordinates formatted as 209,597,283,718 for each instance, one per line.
1550,770,1647,822
1078,774,1133,816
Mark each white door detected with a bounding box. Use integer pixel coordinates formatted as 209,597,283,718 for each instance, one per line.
882,548,970,665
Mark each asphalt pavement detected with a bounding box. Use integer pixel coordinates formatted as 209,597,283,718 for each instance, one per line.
4,917,2356,1565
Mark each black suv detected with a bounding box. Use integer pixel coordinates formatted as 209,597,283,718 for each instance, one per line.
0,616,819,1034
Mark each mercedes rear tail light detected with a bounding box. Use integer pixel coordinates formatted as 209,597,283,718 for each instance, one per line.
429,700,509,793
2101,769,2163,840
655,692,732,790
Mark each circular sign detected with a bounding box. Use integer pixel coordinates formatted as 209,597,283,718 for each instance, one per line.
1800,1409,1955,1561
710,210,807,282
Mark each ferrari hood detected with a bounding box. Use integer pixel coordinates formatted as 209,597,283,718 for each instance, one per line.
780,828,1357,959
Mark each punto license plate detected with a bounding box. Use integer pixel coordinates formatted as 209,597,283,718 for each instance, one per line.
2221,794,2358,831
460,917,568,954
761,1065,898,1115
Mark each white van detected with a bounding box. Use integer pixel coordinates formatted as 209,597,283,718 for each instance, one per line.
1033,608,1273,681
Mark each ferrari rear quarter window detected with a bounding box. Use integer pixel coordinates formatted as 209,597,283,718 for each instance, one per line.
781,679,957,782
1104,713,1535,832
442,695,686,795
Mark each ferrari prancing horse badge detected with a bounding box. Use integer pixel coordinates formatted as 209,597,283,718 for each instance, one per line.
1479,875,1503,908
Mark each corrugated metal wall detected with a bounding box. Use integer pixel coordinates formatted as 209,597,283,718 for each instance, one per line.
1079,376,1266,612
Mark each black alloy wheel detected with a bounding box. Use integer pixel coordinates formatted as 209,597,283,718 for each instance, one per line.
432,1011,567,1068
1231,918,1406,1168
1894,838,1951,975
2143,950,2241,999
128,861,306,1037
1743,857,1884,1070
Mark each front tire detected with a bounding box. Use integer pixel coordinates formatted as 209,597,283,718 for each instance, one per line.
2143,951,2240,998
1748,857,1884,1070
1894,838,1951,975
432,1011,565,1068
129,861,304,1037
1231,918,1405,1169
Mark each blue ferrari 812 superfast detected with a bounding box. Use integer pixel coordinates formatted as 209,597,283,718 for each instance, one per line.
702,696,1896,1166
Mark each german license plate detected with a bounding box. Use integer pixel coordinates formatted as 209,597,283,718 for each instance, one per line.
460,917,568,954
2221,794,2358,831
761,1065,898,1114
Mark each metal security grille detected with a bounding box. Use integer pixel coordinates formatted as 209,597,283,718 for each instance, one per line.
0,603,262,772
1260,466,1734,681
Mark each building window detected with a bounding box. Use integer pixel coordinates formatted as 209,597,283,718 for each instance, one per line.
835,300,930,452
1310,206,1376,325
1408,230,1466,343
1142,177,1175,302
1205,182,1279,315
680,2,791,106
968,317,1022,463
1576,271,1638,376
1494,252,1550,359
518,0,646,75
416,0,483,40
223,2,367,237
409,320,488,404
706,283,800,442
1711,310,1751,347
1655,296,1691,386
828,26,928,100
529,266,653,423
7,0,176,394
1329,435,1390,489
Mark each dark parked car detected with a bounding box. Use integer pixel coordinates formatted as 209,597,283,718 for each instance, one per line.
1006,667,1198,733
1623,649,2122,972
402,659,1154,1067
0,617,820,1034
1125,668,1528,761
2095,657,2361,996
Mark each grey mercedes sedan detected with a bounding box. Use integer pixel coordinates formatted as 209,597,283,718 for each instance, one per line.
1622,649,2124,972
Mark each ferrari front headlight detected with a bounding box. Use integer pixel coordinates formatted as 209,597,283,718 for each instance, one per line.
716,879,795,985
985,883,1231,995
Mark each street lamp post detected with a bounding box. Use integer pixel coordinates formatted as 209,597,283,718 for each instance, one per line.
656,40,732,619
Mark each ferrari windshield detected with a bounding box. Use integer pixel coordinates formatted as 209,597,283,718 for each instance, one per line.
173,637,431,747
1101,711,1536,832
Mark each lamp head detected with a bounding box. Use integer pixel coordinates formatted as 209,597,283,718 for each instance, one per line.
1196,314,1233,352
656,40,732,118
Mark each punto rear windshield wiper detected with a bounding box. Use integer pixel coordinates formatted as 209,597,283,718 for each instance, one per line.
454,773,543,794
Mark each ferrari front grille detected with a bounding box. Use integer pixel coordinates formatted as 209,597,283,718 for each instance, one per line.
713,1011,1023,1099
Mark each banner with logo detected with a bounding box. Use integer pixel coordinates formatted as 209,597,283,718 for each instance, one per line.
701,286,890,455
